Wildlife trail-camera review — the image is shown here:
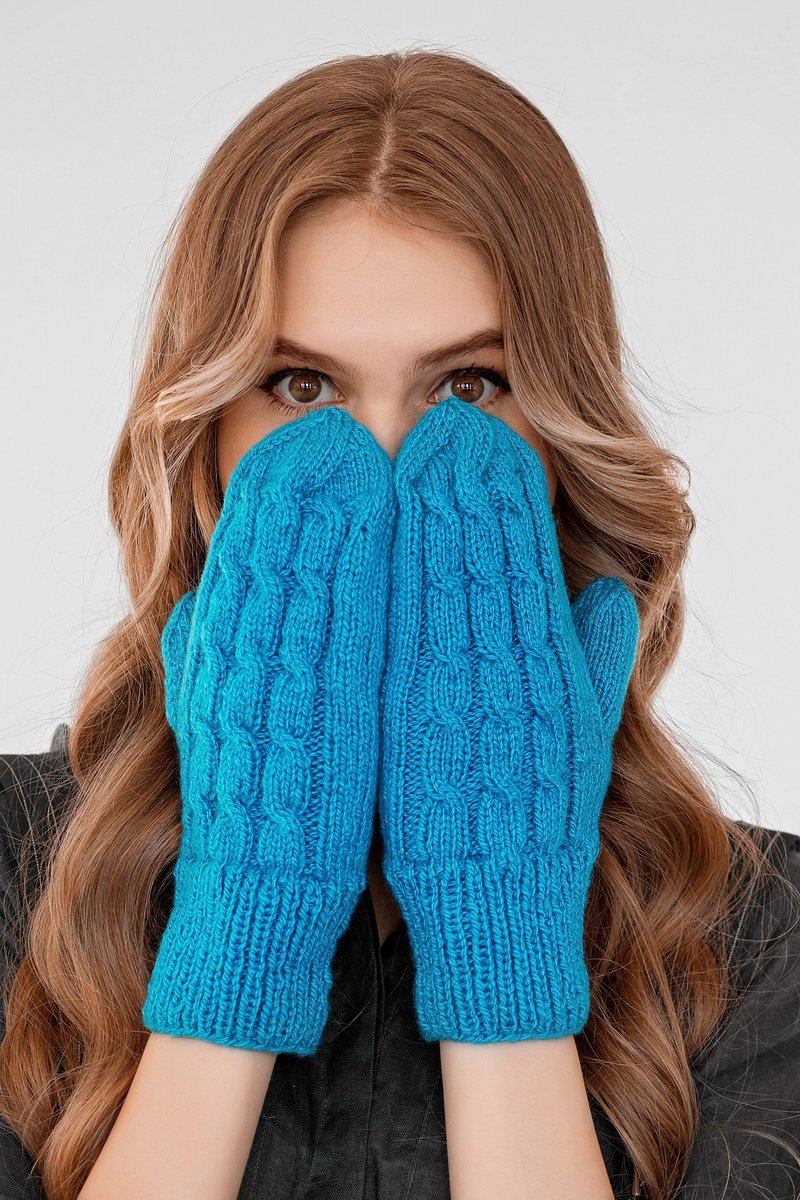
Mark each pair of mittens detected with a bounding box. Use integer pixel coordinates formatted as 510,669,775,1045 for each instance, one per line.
146,393,638,1054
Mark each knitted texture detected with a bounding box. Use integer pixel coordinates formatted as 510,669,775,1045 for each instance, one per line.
379,395,640,1043
142,405,396,1054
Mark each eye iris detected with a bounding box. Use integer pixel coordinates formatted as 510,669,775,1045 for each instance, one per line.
451,372,485,403
287,371,323,404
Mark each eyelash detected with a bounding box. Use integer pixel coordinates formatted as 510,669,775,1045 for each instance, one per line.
258,362,512,417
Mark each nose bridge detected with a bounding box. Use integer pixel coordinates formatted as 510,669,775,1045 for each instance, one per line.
347,395,419,462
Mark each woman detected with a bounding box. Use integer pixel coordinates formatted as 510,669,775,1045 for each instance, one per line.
0,47,798,1200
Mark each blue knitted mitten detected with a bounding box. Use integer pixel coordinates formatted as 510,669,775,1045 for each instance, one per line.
379,395,640,1043
142,406,396,1054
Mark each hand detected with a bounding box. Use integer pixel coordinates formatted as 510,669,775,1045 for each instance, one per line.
142,405,396,1054
378,395,639,1043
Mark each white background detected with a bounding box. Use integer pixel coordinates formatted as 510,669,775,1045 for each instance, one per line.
2,2,797,834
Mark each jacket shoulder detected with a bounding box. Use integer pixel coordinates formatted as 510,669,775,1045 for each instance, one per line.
678,820,800,1192
0,726,74,1196
727,820,800,973
0,723,75,860
0,723,77,958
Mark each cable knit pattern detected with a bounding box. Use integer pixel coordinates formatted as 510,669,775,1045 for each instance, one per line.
142,405,396,1055
379,395,640,1043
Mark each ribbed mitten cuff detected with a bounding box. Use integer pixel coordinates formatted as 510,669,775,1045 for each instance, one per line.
386,848,599,1043
142,856,361,1055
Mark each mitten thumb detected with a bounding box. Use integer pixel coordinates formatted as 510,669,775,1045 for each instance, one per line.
570,576,639,740
161,588,198,731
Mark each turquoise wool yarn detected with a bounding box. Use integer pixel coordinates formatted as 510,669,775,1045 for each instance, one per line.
379,395,640,1043
142,405,396,1055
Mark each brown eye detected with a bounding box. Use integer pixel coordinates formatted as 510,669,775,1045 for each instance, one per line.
449,371,491,403
280,371,326,404
432,367,511,409
259,368,339,416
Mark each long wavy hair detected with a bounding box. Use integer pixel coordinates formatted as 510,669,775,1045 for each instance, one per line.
0,46,794,1200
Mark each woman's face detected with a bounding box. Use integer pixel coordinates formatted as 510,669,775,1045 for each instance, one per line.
216,200,557,505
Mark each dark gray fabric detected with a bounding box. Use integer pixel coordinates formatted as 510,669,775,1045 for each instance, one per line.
0,723,798,1199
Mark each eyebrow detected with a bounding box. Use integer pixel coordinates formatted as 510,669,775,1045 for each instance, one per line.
270,328,505,384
